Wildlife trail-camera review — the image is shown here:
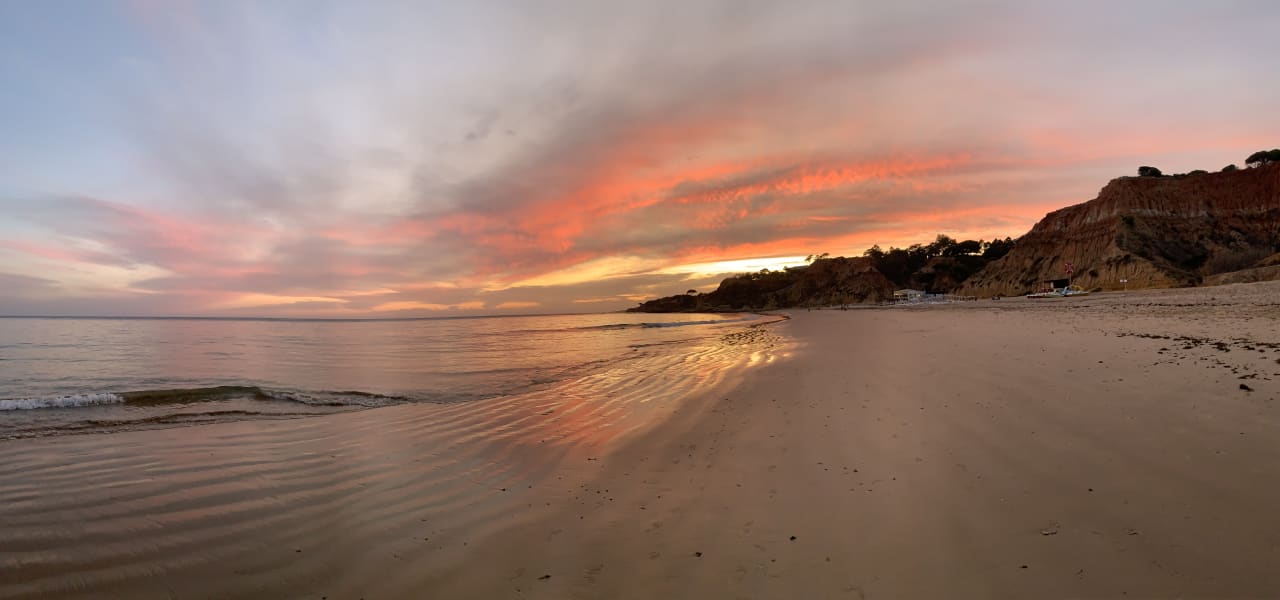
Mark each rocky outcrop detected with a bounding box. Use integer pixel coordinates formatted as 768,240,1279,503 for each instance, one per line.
958,163,1280,297
628,256,895,312
767,257,896,307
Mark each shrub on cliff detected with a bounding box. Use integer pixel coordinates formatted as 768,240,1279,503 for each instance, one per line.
1138,166,1163,177
981,237,1015,261
1202,247,1275,275
945,239,984,257
863,235,1014,288
1222,164,1239,172
1246,149,1280,168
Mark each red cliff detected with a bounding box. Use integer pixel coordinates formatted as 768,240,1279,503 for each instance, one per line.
958,162,1280,297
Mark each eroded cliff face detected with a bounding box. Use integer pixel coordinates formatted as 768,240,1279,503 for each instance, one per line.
959,163,1280,297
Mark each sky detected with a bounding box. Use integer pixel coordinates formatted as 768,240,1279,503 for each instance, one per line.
1,1,1278,317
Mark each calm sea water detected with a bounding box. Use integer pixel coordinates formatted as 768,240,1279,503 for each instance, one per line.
0,312,779,438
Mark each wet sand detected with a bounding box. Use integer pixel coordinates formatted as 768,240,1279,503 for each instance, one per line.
6,283,1280,598
429,282,1280,599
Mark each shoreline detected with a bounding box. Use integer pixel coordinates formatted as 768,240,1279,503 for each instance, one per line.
0,312,785,441
0,320,789,599
5,282,1280,597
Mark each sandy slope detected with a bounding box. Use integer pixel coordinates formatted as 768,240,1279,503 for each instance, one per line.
5,282,1280,599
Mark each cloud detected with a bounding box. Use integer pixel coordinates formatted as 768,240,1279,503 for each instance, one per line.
0,271,60,297
210,293,349,310
1,1,1278,315
493,301,540,310
371,300,485,313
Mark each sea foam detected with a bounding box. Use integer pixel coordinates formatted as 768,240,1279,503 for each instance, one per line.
0,393,125,411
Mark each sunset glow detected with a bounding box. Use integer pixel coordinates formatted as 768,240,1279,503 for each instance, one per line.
2,2,1278,316
661,257,810,280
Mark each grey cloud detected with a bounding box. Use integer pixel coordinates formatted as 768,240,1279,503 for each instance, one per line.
463,109,502,142
128,115,347,219
0,271,60,299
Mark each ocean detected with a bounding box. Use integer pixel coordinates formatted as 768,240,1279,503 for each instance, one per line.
0,312,784,439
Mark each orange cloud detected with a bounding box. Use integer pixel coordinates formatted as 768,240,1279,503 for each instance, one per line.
211,293,348,310
409,149,983,291
572,295,649,304
493,301,540,309
371,300,486,312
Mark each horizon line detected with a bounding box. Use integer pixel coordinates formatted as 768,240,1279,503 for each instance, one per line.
0,311,625,322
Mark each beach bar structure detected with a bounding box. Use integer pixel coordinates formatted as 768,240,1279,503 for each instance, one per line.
892,289,927,303
888,288,978,305
1033,278,1071,294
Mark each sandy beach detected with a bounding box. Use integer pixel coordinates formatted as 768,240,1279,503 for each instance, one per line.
6,282,1280,598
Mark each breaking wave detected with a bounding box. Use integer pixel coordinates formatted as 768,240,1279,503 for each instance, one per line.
0,393,125,411
0,386,405,412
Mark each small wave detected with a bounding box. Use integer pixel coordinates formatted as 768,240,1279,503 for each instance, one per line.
628,338,700,350
120,386,269,406
571,316,760,331
639,317,754,328
570,323,641,331
263,390,404,408
503,315,762,335
2,386,406,411
0,393,125,411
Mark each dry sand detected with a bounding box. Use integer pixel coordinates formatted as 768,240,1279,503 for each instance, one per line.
5,282,1280,598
